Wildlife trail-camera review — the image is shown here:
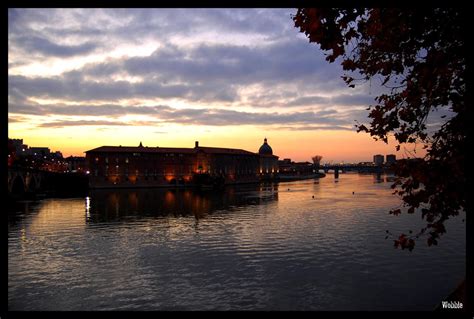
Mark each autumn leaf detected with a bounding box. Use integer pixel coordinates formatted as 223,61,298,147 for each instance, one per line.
294,8,466,250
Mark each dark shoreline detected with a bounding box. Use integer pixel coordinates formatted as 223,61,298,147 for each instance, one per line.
9,172,328,203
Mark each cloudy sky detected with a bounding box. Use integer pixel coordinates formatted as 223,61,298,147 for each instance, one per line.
8,8,417,162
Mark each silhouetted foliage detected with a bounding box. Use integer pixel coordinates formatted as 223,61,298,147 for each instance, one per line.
312,155,323,168
294,8,469,249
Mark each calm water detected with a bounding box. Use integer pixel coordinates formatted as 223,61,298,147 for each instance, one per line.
8,173,465,311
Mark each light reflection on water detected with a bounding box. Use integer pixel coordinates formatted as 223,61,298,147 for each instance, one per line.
8,173,465,310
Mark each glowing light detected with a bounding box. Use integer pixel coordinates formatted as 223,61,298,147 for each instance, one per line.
165,175,175,182
85,196,91,218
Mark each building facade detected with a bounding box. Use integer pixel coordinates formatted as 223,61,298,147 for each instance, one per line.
278,158,314,176
385,154,396,165
86,140,276,188
373,154,384,166
66,156,87,173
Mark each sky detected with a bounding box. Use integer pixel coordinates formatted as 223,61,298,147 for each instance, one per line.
8,8,427,163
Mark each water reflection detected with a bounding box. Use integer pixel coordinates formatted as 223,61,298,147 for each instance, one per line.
87,183,279,223
372,173,397,184
8,174,465,311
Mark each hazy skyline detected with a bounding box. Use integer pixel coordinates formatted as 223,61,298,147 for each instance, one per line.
8,8,426,162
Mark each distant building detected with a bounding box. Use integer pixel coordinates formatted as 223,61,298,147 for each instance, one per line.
86,140,278,188
66,156,87,173
373,154,384,166
278,159,293,173
385,154,396,165
27,147,50,157
9,138,28,156
53,151,63,159
9,138,22,153
278,159,314,176
293,162,314,174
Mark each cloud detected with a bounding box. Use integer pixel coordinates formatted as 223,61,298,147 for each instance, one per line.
8,38,349,106
276,125,355,131
119,40,344,89
7,116,25,123
9,97,361,128
331,94,377,106
37,119,160,128
287,95,330,106
8,9,372,133
8,99,173,117
13,35,98,57
9,73,238,103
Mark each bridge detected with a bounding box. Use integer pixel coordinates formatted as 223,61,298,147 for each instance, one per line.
8,166,89,198
8,167,45,195
320,165,390,175
319,165,391,179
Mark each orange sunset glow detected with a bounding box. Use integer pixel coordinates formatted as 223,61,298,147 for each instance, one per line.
8,9,427,163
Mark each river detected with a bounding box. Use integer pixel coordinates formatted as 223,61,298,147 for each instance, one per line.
8,173,465,310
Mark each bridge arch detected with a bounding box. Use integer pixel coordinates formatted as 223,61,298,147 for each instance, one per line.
11,175,26,195
28,175,37,192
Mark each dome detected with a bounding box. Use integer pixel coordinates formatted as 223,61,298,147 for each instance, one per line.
258,138,273,155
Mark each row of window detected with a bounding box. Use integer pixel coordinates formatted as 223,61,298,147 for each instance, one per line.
94,154,190,163
99,165,258,174
93,154,261,164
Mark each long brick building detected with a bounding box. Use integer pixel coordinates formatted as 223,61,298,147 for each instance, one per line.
85,139,278,188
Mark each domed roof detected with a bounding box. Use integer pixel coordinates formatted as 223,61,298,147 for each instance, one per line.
258,138,273,155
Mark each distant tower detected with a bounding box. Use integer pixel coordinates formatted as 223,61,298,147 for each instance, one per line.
373,154,384,166
386,154,396,165
139,141,143,147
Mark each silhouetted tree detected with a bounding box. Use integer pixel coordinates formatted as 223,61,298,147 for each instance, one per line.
294,8,469,250
311,155,323,169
